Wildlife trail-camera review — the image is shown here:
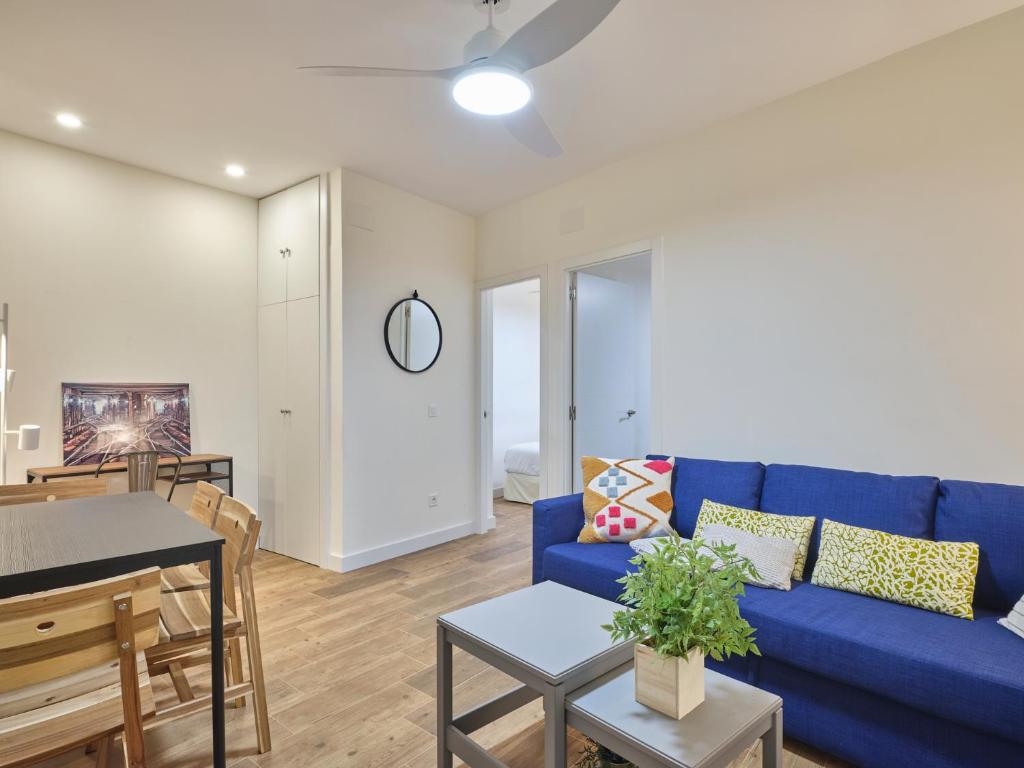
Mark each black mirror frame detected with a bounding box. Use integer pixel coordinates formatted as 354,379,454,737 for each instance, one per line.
383,292,443,374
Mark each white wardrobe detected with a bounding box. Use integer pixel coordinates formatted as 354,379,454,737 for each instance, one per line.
257,177,321,565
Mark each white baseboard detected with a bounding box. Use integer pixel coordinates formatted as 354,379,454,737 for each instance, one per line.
481,515,497,532
333,519,478,573
492,486,504,498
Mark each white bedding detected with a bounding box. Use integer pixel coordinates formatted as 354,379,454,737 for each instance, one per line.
504,441,540,477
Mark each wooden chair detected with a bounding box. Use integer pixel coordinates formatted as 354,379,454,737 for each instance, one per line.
160,481,226,594
0,568,161,767
95,451,182,502
146,496,270,753
0,477,108,507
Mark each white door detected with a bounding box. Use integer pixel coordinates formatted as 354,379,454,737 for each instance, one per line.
257,190,287,306
284,178,320,302
571,260,651,491
282,296,320,564
257,302,287,552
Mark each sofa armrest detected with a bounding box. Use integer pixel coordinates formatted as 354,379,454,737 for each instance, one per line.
532,493,584,584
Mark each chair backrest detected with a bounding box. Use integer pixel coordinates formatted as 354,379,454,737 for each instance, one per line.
0,569,160,695
215,497,257,577
125,451,160,493
188,480,226,528
0,478,108,507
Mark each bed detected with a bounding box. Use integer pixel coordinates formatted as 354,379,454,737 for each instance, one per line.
502,441,540,504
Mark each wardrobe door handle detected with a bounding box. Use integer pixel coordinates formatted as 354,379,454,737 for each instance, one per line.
280,409,292,415
279,249,286,259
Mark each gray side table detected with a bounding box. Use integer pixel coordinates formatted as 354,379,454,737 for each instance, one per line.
566,664,783,768
437,581,634,768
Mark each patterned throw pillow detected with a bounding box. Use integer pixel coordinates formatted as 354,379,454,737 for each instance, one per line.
694,500,815,580
628,527,798,591
999,594,1024,640
811,519,980,619
578,457,675,543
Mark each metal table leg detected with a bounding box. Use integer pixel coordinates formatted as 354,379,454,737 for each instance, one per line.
210,543,226,768
762,708,783,768
438,625,453,768
544,684,567,768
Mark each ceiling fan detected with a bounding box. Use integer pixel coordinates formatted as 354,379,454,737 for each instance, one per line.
299,0,621,158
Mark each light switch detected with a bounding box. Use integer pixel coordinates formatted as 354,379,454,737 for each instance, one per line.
428,404,439,418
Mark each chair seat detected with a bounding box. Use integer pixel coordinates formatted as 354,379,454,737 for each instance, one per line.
0,656,154,766
159,590,242,643
160,564,210,593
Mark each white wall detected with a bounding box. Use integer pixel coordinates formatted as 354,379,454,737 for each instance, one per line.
0,130,258,500
491,279,540,488
340,169,476,569
477,9,1024,491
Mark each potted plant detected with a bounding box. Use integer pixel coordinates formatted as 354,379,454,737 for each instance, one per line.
575,738,635,768
603,533,760,719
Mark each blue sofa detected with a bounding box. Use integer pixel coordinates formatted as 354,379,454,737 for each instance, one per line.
532,458,1024,768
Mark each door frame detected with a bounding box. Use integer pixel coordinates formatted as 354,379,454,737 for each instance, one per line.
475,266,548,533
556,239,666,495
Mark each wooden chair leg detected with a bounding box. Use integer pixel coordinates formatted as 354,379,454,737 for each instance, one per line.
228,638,246,708
113,593,146,768
168,661,195,702
95,735,114,767
240,568,271,753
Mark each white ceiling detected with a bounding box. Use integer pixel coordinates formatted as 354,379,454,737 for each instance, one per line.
1,0,1020,213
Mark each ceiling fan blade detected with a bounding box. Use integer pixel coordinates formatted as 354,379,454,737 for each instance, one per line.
502,103,562,158
489,0,620,72
298,65,464,79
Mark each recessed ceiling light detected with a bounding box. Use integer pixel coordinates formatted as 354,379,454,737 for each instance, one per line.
451,66,531,116
225,164,246,178
56,112,83,129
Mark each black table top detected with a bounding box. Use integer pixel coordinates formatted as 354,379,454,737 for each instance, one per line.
0,492,223,598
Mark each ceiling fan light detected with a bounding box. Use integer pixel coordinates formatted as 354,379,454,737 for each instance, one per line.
451,66,531,116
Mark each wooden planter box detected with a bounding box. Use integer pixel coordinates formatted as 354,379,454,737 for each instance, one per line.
634,643,705,719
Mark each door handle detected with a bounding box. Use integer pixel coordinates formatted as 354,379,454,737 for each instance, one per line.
279,249,286,259
284,247,292,258
619,409,637,422
280,409,292,415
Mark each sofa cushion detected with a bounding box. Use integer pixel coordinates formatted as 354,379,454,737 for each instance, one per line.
648,456,765,537
936,480,1024,612
760,464,938,571
541,542,637,603
737,581,1024,742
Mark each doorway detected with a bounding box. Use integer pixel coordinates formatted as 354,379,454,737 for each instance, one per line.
480,276,542,528
570,251,652,492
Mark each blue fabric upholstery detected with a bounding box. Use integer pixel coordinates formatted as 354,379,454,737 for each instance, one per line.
533,457,1024,767
937,479,1024,612
648,456,765,536
541,542,637,602
711,656,1023,768
734,581,1024,743
531,494,585,584
760,464,938,571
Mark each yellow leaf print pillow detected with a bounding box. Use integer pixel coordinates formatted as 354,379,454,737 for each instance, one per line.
811,519,979,619
694,500,815,581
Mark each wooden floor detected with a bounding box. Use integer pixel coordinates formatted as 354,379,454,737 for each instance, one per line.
44,500,849,768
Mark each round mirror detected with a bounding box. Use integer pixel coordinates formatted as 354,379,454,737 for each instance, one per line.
384,294,442,373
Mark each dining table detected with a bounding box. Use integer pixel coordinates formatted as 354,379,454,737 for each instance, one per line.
0,491,228,768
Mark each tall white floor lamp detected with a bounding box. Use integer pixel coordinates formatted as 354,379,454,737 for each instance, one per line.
0,303,41,485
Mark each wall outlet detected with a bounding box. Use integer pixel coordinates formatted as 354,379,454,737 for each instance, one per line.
427,404,439,418
428,493,439,508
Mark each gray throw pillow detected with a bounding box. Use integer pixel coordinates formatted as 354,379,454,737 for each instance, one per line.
999,594,1024,640
628,526,798,591
700,524,799,591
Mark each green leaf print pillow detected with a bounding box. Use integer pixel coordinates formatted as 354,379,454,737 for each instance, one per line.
694,500,815,581
811,519,979,619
